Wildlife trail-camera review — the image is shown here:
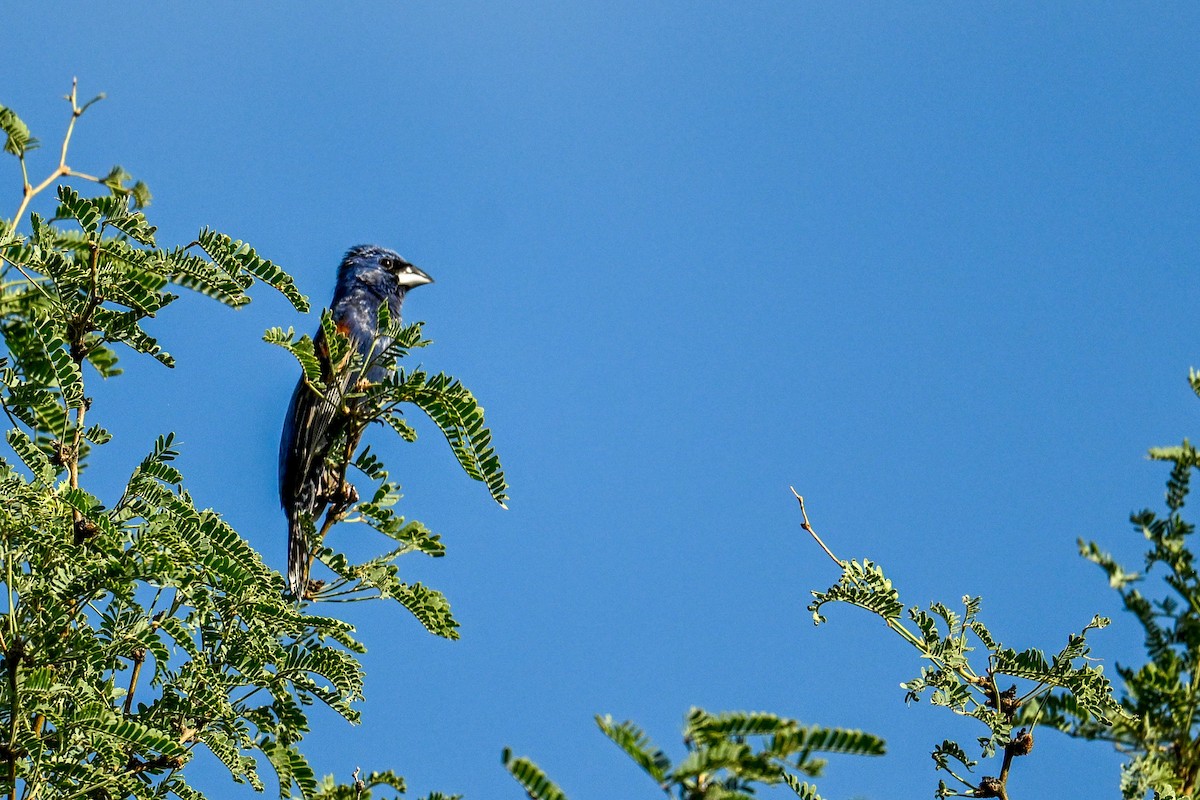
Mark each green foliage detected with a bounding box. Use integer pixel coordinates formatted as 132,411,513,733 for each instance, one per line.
264,303,507,611
266,318,509,510
0,88,499,800
505,709,884,800
1028,378,1200,799
808,548,1125,797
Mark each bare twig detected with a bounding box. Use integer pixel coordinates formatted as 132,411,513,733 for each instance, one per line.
10,79,102,227
789,487,843,567
122,649,146,716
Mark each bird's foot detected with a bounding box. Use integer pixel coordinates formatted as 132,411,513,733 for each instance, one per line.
335,480,359,508
323,480,360,523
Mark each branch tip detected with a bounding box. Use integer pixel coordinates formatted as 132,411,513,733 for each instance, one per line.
789,487,843,567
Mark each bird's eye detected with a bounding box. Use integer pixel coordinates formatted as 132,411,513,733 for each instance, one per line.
380,257,396,270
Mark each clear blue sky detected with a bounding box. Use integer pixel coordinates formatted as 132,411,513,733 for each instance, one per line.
4,3,1200,798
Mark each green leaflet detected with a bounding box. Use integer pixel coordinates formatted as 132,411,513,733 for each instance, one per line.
320,549,460,638
261,738,318,800
200,728,264,791
59,486,120,538
7,428,56,485
161,247,252,307
689,709,795,742
808,559,903,624
56,188,159,244
382,412,418,442
319,308,350,366
353,447,387,479
765,724,886,761
376,317,430,363
503,750,570,800
129,431,182,486
264,326,323,385
197,227,309,312
673,740,775,781
0,102,37,156
93,306,175,367
595,715,670,783
388,369,509,507
82,423,112,444
32,323,85,409
56,184,103,233
279,646,365,708
99,165,152,210
781,774,825,800
77,713,188,760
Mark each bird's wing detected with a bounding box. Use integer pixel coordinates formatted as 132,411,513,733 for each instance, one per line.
278,325,364,513
280,302,386,596
280,323,367,596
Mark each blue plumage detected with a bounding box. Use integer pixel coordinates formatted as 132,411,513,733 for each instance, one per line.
279,245,433,597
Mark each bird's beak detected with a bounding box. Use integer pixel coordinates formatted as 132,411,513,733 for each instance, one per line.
396,263,434,289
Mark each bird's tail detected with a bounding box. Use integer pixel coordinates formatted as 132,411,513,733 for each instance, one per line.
287,510,310,599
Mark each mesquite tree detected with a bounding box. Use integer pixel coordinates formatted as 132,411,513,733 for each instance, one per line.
795,492,1127,800
0,84,505,800
1028,372,1200,800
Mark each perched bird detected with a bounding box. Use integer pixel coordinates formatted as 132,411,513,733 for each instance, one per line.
279,245,433,597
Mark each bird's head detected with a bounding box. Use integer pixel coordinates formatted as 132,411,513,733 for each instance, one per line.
337,244,434,299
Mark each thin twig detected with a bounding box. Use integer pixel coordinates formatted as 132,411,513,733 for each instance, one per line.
7,636,20,800
122,650,145,716
4,81,105,309
789,487,843,567
10,79,103,228
1003,730,1032,789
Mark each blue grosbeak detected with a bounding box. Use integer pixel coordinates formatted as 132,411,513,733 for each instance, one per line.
279,245,433,597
